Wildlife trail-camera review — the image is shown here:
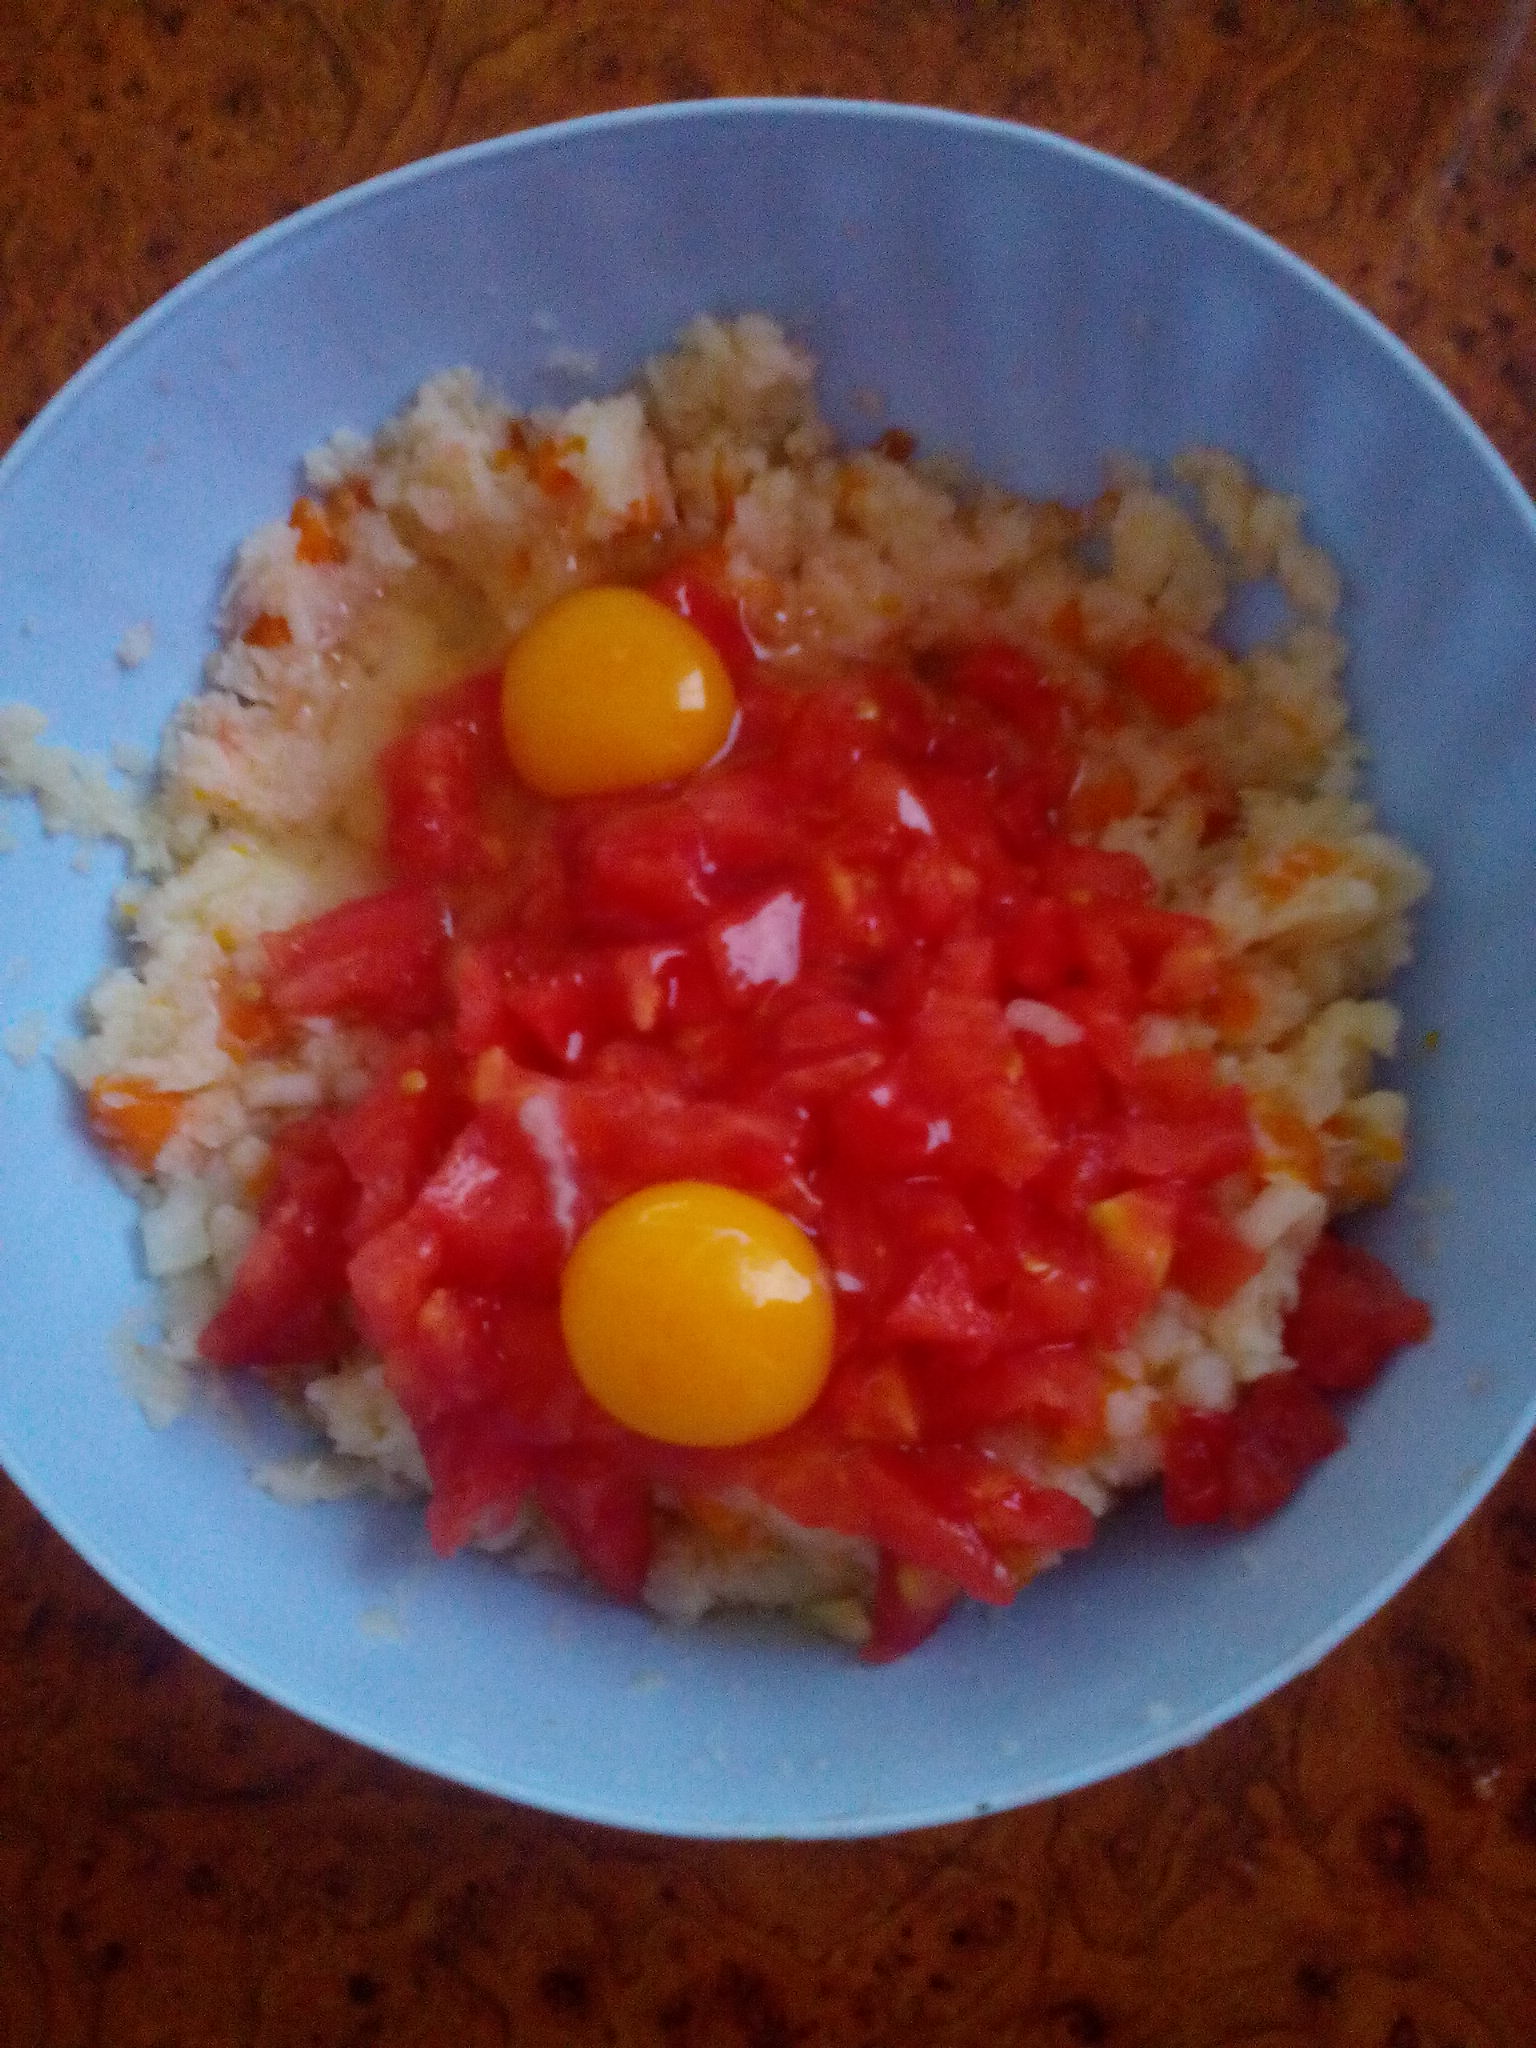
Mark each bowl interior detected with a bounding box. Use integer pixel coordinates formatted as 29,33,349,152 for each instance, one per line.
2,101,1534,1837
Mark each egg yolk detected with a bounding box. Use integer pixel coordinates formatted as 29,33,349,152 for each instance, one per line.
559,1181,835,1448
501,585,737,798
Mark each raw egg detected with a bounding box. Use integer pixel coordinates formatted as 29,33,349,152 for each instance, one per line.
501,585,736,797
559,1181,835,1448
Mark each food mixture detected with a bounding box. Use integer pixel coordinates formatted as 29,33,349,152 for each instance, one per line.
40,315,1433,1658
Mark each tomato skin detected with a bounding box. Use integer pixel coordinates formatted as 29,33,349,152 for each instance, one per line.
1284,1232,1432,1393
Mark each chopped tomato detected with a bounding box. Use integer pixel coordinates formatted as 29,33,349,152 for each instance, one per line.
572,800,724,933
883,1249,998,1347
863,1555,959,1663
192,625,1426,1659
331,1036,465,1244
1284,1232,1432,1393
380,669,517,883
823,1356,925,1446
898,1445,1096,1589
1169,1201,1266,1308
199,1118,355,1366
413,1118,566,1293
1163,1373,1345,1529
923,1342,1104,1449
932,641,1071,748
1087,1187,1177,1294
382,721,484,879
537,1452,654,1601
1161,1406,1236,1526
1226,1373,1345,1528
1116,1056,1255,1184
646,551,759,681
420,1408,535,1556
347,1212,445,1357
263,884,450,1030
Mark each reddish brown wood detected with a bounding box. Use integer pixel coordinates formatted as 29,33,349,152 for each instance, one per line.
3,6,1535,2043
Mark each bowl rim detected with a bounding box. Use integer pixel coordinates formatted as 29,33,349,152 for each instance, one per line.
4,95,1536,1839
8,95,1535,539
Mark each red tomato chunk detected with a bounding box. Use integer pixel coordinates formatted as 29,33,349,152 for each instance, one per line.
199,585,1432,1650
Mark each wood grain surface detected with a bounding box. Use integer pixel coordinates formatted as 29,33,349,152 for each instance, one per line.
3,5,1536,2044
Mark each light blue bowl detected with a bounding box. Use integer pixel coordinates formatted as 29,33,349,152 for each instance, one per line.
2,101,1533,1839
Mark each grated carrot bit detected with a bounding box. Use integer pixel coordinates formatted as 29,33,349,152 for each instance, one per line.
289,496,347,566
1051,1414,1109,1467
326,476,375,519
1112,637,1219,726
1323,1109,1405,1206
1209,966,1263,1036
1065,760,1139,834
622,495,665,533
241,611,293,649
1256,841,1345,904
86,1076,186,1172
1048,593,1088,655
682,1495,763,1552
531,435,585,500
218,975,289,1058
709,450,739,522
1252,1093,1326,1189
490,421,531,473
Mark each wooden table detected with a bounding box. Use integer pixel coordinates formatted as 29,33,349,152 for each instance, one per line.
4,7,1535,2043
